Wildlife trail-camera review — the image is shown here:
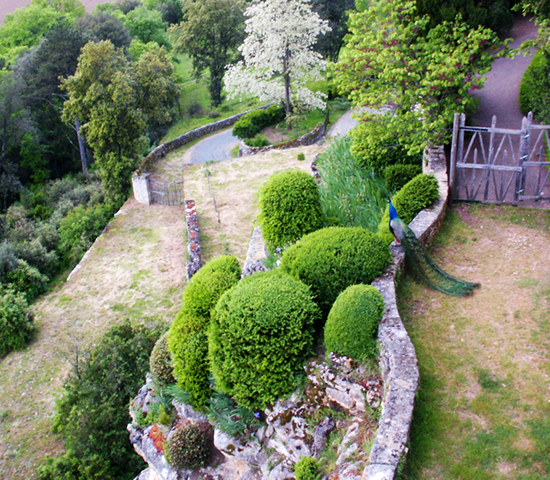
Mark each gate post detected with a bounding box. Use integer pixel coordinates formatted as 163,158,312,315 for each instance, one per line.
132,173,152,205
449,113,461,201
516,112,532,201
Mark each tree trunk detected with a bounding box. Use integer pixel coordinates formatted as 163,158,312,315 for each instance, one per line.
283,47,292,116
75,117,88,175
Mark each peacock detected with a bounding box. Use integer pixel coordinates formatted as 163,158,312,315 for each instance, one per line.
388,200,480,296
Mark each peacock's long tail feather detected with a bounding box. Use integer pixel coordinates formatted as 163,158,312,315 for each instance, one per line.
394,217,480,296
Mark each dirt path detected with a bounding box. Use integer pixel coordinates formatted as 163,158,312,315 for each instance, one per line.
0,199,187,480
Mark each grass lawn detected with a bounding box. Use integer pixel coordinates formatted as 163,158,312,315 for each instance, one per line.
398,204,550,480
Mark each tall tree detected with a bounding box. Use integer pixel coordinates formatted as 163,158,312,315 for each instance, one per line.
169,0,245,106
310,0,355,61
74,12,133,50
332,0,503,157
224,0,330,115
61,41,147,202
123,5,171,49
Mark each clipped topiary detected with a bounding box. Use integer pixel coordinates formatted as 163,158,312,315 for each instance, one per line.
324,284,385,360
150,331,175,387
0,287,35,357
258,169,323,252
209,271,320,410
168,255,241,409
294,456,321,480
166,421,210,470
378,173,439,244
384,164,422,191
280,227,390,317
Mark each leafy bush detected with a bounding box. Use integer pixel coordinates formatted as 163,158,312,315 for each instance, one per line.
351,123,423,172
42,321,158,480
324,284,385,360
316,136,388,232
0,287,35,357
281,227,390,317
384,164,423,191
233,105,285,139
6,259,49,302
378,174,440,244
297,152,306,161
294,456,321,480
244,133,270,148
168,256,241,409
258,170,323,252
150,331,175,387
519,48,550,122
166,421,210,470
58,202,115,263
209,271,320,410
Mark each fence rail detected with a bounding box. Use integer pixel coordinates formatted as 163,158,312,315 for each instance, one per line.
149,180,184,206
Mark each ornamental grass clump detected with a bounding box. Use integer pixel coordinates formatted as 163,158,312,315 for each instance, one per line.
378,173,440,244
324,284,385,360
166,421,210,470
209,271,321,410
280,227,390,318
258,169,323,252
168,255,241,409
294,456,321,480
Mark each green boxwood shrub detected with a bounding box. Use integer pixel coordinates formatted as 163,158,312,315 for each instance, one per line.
324,284,385,360
294,456,321,480
209,271,320,410
519,48,550,122
280,227,390,317
168,255,241,409
150,331,175,387
384,164,423,192
258,169,323,252
378,174,440,244
166,421,210,470
244,133,270,148
233,105,285,139
0,287,35,357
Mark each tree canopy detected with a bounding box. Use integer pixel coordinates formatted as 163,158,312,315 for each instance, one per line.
169,0,245,106
332,0,503,155
224,0,330,115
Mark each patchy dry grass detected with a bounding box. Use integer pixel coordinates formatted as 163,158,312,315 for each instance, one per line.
0,199,187,480
398,204,550,480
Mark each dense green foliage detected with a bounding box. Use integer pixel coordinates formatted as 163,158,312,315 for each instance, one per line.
324,284,385,360
209,271,320,410
169,0,245,106
166,421,210,470
168,255,241,409
384,164,423,192
233,105,286,139
378,174,440,244
311,0,356,61
40,321,158,480
334,0,502,155
149,331,175,387
294,455,322,480
258,169,323,252
0,287,35,357
316,136,389,231
415,0,515,35
519,48,550,122
281,227,390,317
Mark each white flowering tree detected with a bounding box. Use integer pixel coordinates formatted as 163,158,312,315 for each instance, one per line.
224,0,330,115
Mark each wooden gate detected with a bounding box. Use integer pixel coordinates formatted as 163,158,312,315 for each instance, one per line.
449,112,550,203
149,179,184,206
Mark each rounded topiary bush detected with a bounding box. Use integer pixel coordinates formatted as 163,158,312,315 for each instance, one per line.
150,331,175,387
0,287,35,357
168,255,241,409
280,227,390,317
294,456,321,480
258,169,323,252
519,49,550,121
166,421,210,470
384,164,422,191
324,284,385,360
378,173,439,244
209,271,321,410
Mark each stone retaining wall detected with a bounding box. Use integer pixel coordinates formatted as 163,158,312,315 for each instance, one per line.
135,103,273,176
185,200,202,281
